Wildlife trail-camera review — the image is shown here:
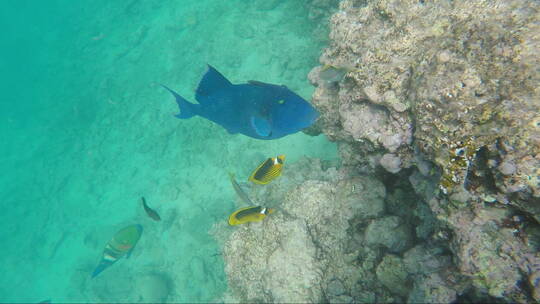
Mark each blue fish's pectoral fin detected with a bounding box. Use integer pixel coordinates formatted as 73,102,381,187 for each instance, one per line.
196,65,233,101
161,84,197,119
250,116,272,137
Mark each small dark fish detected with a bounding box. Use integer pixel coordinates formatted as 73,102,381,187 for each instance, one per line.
228,172,254,205
142,197,161,221
319,64,360,85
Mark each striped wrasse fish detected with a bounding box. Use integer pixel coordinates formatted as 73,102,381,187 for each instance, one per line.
91,224,143,278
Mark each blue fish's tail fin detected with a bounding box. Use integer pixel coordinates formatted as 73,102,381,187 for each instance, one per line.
161,85,197,119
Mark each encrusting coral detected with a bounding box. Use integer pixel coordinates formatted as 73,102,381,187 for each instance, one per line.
217,0,540,302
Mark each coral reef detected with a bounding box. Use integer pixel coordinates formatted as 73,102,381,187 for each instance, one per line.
217,159,456,303
218,161,389,303
307,0,540,302
309,0,540,208
309,1,540,203
218,0,540,303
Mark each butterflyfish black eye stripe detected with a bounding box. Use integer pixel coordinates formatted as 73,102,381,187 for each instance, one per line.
228,206,275,225
253,158,275,181
235,206,263,220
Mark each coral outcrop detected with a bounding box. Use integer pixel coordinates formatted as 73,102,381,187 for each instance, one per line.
307,0,540,302
218,0,540,303
217,159,456,303
310,0,540,203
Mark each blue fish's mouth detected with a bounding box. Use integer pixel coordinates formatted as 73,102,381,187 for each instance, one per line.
306,108,320,125
311,109,320,122
292,107,319,130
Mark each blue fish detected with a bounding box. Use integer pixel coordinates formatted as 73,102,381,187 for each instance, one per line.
162,65,319,139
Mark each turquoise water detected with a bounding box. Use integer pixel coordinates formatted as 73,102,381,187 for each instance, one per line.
1,1,336,302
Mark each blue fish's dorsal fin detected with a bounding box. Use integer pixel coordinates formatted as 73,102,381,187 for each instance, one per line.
250,116,272,137
248,80,287,90
196,65,232,100
248,80,270,87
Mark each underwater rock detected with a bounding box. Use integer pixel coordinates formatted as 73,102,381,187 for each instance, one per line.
530,270,540,301
448,206,539,302
339,102,412,155
312,0,540,210
408,273,458,304
264,219,322,303
413,199,439,240
375,254,409,298
329,294,353,304
379,153,401,174
310,0,540,301
218,160,392,303
221,182,325,303
408,169,439,204
327,279,346,296
420,197,540,302
498,160,517,176
365,216,413,254
335,176,386,220
403,244,451,276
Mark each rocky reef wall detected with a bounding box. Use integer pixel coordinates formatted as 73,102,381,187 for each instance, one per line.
215,158,461,303
216,0,540,303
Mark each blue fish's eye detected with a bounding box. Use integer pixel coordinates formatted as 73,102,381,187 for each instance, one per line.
277,99,285,104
